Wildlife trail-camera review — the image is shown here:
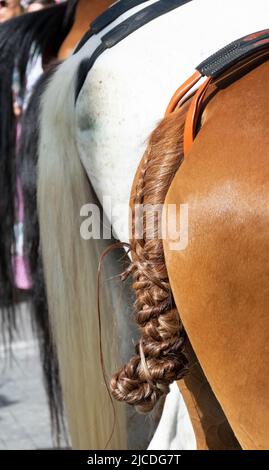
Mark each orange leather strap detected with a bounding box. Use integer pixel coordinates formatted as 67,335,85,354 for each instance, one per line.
165,42,269,159
165,70,201,116
183,77,211,156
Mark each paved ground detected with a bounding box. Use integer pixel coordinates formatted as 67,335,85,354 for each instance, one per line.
0,303,61,450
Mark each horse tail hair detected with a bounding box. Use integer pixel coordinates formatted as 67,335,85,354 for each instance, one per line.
37,57,127,449
111,103,190,412
19,65,66,443
0,1,77,330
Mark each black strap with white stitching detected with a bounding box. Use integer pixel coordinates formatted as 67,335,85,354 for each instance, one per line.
75,0,193,100
74,0,150,53
197,29,269,78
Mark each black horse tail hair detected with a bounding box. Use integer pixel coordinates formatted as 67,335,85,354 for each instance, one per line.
0,1,77,333
0,0,77,442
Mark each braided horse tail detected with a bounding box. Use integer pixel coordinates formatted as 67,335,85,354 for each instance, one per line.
111,103,190,412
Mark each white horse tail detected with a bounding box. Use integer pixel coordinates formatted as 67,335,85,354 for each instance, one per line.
37,57,127,449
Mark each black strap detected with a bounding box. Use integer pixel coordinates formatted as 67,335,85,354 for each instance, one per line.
75,0,193,100
90,0,150,35
74,0,150,54
75,43,106,99
101,0,192,48
197,29,269,78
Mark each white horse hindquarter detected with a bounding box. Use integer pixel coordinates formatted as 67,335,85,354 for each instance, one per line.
75,0,269,243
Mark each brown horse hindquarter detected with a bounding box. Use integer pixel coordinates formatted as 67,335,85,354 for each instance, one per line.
163,60,269,450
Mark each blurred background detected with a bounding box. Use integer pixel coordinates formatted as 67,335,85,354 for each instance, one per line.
0,304,65,450
0,0,58,23
0,0,67,451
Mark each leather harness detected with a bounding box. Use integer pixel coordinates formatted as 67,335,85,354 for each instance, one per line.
74,0,151,54
75,0,194,100
165,29,269,157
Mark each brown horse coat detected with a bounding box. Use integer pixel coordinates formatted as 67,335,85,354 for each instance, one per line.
163,60,269,450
